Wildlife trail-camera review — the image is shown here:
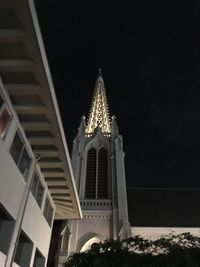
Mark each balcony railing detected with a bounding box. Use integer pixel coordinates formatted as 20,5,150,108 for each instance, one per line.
80,199,112,210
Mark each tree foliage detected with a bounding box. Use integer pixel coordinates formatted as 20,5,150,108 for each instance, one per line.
66,233,200,267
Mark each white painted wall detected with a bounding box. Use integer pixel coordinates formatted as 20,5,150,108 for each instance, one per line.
0,116,53,257
22,193,52,258
78,217,110,239
0,86,54,266
0,138,25,221
0,251,6,266
0,251,20,267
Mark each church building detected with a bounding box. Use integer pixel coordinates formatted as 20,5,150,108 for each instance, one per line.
56,70,200,267
57,70,131,264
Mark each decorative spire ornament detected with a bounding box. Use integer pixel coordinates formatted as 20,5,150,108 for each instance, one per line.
85,70,111,134
78,116,86,137
111,115,119,137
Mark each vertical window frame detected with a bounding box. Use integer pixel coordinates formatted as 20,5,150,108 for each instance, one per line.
31,172,44,208
10,130,32,181
43,197,54,227
0,92,12,140
32,248,45,267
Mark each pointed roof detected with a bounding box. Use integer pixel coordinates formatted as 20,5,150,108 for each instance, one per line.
85,69,111,134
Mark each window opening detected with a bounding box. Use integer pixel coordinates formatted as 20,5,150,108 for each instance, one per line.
14,231,33,267
0,204,15,255
32,249,45,267
10,131,32,180
31,172,44,208
43,197,54,227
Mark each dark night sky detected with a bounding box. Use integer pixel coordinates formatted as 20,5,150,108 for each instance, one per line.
35,0,200,188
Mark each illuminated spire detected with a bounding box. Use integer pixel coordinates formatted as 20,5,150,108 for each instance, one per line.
85,69,111,134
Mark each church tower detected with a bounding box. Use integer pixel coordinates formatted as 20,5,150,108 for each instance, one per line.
67,69,131,255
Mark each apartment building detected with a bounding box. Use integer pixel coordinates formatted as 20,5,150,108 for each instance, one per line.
0,1,82,266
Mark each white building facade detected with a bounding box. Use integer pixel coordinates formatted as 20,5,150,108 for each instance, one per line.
0,78,56,267
62,70,131,259
0,1,82,267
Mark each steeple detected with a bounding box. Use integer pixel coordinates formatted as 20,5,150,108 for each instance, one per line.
64,70,132,259
85,69,111,134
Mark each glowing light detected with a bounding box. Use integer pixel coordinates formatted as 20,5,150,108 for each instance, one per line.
85,73,111,134
80,237,101,252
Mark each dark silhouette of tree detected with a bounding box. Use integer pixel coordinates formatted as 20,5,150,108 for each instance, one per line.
66,233,200,267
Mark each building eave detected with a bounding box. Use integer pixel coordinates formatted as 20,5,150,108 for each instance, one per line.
0,0,82,220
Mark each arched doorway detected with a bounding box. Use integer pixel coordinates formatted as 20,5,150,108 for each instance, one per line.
80,237,101,252
77,233,105,252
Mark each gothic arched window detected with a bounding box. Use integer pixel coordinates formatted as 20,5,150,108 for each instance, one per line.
85,147,108,199
85,148,97,198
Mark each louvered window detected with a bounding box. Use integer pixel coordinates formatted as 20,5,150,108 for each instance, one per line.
97,148,108,198
85,148,97,198
85,147,108,199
